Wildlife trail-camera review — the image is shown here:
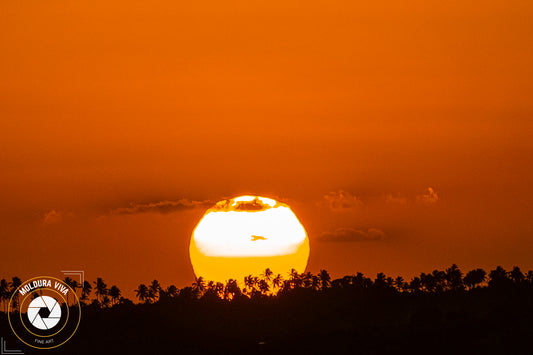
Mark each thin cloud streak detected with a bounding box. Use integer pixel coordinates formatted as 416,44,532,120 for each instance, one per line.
110,199,213,215
318,227,385,242
322,190,363,212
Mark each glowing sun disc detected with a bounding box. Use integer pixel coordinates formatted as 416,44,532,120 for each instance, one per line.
189,196,310,283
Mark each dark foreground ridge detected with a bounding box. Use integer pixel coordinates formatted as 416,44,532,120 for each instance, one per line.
1,265,533,354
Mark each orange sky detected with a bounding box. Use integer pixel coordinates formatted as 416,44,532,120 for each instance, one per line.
1,0,532,297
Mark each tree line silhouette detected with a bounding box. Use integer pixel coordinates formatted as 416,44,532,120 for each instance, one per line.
1,264,533,353
2,264,532,311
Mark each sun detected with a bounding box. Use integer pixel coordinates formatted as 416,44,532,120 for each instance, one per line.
189,196,310,283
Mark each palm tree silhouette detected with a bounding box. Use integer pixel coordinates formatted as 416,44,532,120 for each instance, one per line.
258,279,270,295
71,279,79,302
464,268,486,290
319,270,331,291
135,284,149,303
353,272,372,290
262,268,274,283
386,276,395,288
191,277,205,299
64,277,73,305
288,269,303,289
166,285,178,298
420,270,449,292
109,286,121,305
224,279,241,300
2,264,526,309
311,275,321,291
81,281,92,303
94,277,108,303
215,282,225,298
0,279,9,312
341,275,355,289
526,271,533,284
101,295,111,308
394,276,405,292
302,272,313,288
420,272,435,292
10,277,22,309
409,276,422,293
445,264,464,291
509,266,524,285
206,281,215,291
489,266,510,288
272,274,283,292
149,280,161,302
200,281,219,300
374,273,388,289
64,277,79,305
244,275,256,295
432,270,447,292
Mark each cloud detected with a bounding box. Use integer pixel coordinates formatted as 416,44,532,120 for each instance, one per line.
317,227,385,242
110,199,213,215
416,187,439,206
210,196,282,212
385,194,408,207
322,190,363,212
42,210,63,224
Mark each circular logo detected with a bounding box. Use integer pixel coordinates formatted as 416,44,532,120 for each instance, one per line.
27,296,62,330
7,276,81,350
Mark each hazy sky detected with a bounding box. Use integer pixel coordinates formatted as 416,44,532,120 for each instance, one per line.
1,0,532,297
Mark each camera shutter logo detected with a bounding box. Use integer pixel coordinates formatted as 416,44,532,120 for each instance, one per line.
27,296,62,330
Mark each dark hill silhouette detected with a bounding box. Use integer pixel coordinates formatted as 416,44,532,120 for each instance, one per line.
1,265,533,354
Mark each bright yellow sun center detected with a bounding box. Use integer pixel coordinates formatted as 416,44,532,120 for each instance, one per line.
189,196,310,283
